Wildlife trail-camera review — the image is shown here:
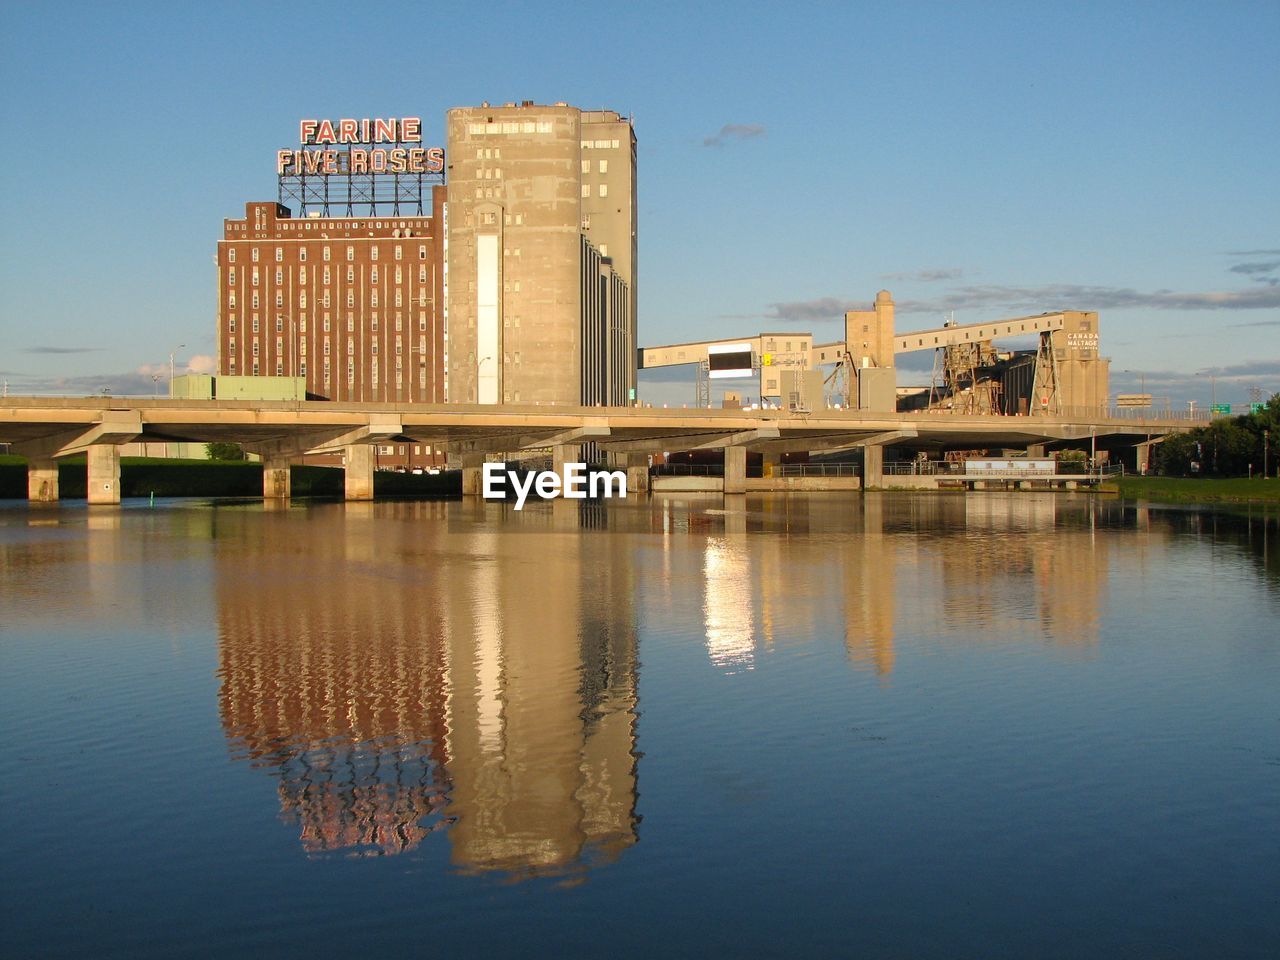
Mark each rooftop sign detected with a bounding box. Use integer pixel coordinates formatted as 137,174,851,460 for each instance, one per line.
277,117,443,176
276,116,445,216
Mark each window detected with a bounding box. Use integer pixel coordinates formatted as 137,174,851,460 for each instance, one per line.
347,291,355,307
323,314,331,332
599,184,608,198
252,340,259,357
371,267,379,283
276,336,283,354
395,266,402,283
347,314,354,333
275,292,283,307
229,315,236,332
581,184,589,198
347,267,354,282
228,269,236,286
252,361,259,375
347,337,354,355
371,291,379,307
322,292,330,307
323,339,330,355
298,268,306,285
275,247,282,262
252,315,259,333
299,248,306,262
299,291,307,308
275,268,282,284
229,337,236,351
251,269,259,286
372,341,379,355
252,292,259,309
346,246,354,261
395,290,402,306
395,245,402,260
371,314,378,332
323,267,330,284
228,249,236,263
599,159,608,173
323,246,331,261
251,248,259,262
419,313,426,331
581,160,589,174
418,266,426,283
419,245,426,260
275,316,283,333
229,293,237,308
371,245,379,261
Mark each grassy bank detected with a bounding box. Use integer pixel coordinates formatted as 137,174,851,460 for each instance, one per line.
0,455,458,499
1106,475,1280,504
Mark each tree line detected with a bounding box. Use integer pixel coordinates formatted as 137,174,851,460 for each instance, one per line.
1155,394,1279,477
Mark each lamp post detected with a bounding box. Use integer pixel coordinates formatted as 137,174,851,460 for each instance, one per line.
1197,370,1217,412
478,355,494,404
169,343,185,397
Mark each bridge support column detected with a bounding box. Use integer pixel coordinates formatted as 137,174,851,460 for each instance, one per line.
762,451,780,478
87,445,121,505
344,444,375,501
1027,444,1046,458
724,445,746,495
27,458,59,502
552,443,576,477
626,452,650,494
862,445,883,491
263,458,291,500
461,454,484,497
1136,442,1153,476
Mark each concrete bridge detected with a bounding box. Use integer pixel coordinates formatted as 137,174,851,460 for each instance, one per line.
1,396,1198,503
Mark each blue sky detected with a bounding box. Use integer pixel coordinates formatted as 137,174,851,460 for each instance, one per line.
1,0,1276,407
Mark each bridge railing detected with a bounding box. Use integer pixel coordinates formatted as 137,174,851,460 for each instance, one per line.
777,463,860,478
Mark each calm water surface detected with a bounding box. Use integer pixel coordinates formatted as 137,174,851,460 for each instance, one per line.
1,493,1277,958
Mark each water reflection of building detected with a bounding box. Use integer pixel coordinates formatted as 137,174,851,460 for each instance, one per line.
215,503,639,873
681,494,1110,680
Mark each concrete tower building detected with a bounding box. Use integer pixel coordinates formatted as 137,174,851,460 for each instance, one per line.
445,101,636,407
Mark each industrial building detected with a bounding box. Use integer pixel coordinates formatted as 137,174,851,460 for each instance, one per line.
640,290,1111,417
444,101,637,407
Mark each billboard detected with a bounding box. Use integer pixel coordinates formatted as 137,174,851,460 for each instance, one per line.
707,343,754,379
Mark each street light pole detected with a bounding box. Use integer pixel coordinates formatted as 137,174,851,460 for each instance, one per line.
169,343,185,397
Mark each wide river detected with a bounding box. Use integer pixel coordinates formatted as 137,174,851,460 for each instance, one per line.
1,493,1277,958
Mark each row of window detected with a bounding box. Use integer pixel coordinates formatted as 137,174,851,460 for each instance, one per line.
467,121,554,135
228,290,428,309
228,312,429,334
228,265,429,285
227,244,428,263
581,184,609,198
227,335,429,359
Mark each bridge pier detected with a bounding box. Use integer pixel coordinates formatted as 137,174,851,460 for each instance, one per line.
1027,444,1047,458
461,454,485,497
27,458,59,502
263,458,291,500
552,443,575,477
724,445,746,495
1136,442,1153,476
87,445,121,505
344,444,374,501
862,445,884,491
626,452,650,494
